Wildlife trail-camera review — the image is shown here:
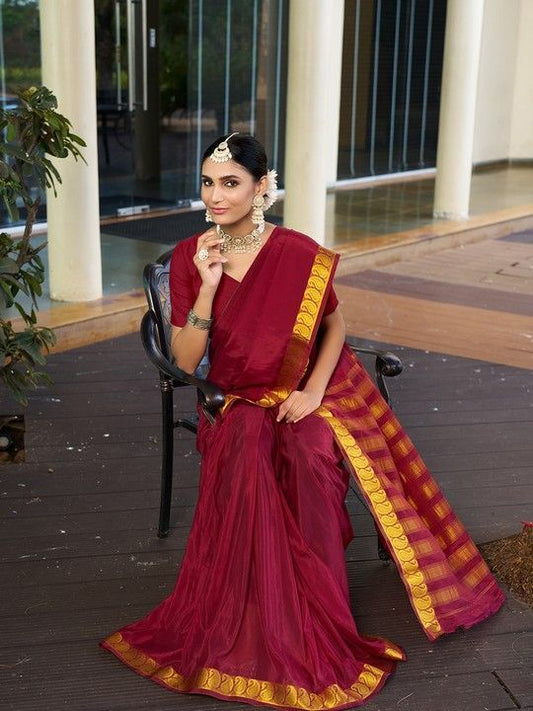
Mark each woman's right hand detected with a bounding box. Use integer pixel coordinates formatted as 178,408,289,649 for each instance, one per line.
193,229,227,290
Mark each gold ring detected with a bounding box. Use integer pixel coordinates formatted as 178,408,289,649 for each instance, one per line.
197,248,209,261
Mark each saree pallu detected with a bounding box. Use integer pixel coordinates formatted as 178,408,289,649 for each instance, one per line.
101,228,504,709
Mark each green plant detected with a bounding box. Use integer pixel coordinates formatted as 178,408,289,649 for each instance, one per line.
0,86,86,405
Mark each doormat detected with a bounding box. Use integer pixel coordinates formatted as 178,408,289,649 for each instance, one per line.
101,210,208,244
101,211,283,244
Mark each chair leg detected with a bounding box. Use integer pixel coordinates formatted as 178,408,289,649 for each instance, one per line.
158,385,174,538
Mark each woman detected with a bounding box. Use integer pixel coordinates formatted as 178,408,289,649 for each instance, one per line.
101,133,504,709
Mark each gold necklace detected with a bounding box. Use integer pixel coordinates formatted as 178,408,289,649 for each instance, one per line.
216,224,263,254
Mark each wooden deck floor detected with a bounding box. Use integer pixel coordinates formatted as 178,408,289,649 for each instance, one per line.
1,329,532,711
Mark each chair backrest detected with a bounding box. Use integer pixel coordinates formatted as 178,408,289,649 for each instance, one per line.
142,249,209,380
143,250,174,363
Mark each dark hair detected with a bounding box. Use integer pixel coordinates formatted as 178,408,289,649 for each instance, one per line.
202,133,268,182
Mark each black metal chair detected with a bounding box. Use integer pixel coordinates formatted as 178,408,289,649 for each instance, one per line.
141,250,403,545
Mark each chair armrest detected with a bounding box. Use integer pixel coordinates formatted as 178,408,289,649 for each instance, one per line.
140,310,225,422
345,335,403,405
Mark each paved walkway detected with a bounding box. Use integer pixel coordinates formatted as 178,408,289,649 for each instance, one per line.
337,230,532,369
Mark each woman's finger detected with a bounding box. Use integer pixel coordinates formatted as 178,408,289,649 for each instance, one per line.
277,393,297,421
198,231,223,248
287,404,306,423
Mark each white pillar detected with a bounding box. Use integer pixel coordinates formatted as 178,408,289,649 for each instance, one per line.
283,0,344,244
433,0,485,220
326,3,345,186
40,0,102,301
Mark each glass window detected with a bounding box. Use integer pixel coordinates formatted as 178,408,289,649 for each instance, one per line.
185,0,288,196
0,0,41,225
94,0,288,217
338,0,447,180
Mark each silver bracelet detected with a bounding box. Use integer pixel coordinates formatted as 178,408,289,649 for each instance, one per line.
186,308,213,330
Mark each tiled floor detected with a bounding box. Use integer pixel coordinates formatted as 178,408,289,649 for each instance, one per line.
327,163,533,246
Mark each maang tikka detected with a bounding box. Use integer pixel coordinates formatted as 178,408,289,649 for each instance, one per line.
209,131,239,163
205,132,239,223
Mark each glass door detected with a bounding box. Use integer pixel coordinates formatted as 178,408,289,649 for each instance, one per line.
95,0,289,226
96,0,175,218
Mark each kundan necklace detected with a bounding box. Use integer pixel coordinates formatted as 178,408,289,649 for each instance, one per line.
216,224,263,254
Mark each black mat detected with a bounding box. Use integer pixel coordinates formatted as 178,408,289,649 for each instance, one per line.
101,210,208,244
101,211,283,244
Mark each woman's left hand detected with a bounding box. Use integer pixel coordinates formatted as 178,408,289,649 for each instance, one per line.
276,389,323,423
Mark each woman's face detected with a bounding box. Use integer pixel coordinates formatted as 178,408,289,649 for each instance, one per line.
201,159,266,231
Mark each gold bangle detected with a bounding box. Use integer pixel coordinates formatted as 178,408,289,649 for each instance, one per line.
186,308,213,330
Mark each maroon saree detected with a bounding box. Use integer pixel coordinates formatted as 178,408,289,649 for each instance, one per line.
101,227,504,709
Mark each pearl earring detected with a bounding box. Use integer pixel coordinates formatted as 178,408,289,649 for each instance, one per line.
251,195,265,233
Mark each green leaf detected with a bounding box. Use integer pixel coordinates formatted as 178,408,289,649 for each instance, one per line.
0,273,25,295
14,302,32,324
70,133,87,147
43,157,61,183
0,280,15,307
0,257,19,274
22,270,42,294
6,123,17,142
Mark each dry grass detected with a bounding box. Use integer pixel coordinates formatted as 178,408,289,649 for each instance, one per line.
479,524,533,607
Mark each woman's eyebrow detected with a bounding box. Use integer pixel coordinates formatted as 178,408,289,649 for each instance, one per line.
201,174,240,181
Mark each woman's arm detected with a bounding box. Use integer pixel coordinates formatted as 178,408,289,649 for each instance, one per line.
170,283,217,373
170,229,226,374
277,307,346,423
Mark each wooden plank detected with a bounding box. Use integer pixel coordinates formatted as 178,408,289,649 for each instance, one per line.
412,450,532,472
0,641,239,711
0,617,524,711
0,560,410,620
427,467,531,491
364,671,519,711
1,608,529,687
493,668,533,709
1,485,529,535
0,461,197,497
23,414,162,445
475,631,533,671
0,529,383,585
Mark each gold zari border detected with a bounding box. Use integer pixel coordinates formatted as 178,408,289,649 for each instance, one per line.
222,247,336,415
317,407,443,639
104,632,387,710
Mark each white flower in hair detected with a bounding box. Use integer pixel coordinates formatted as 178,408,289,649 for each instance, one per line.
263,169,278,210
